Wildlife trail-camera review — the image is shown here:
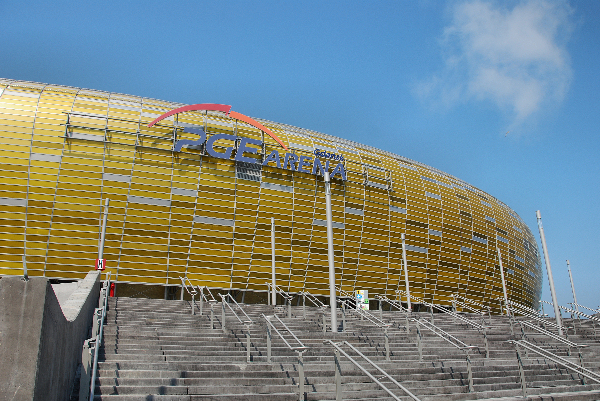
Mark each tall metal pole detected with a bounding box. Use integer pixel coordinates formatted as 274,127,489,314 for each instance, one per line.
271,217,276,306
496,246,510,316
567,260,579,313
324,172,338,332
536,210,563,335
401,233,411,312
98,198,109,260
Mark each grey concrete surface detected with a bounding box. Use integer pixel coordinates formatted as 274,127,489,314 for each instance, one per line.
0,271,100,401
52,282,79,307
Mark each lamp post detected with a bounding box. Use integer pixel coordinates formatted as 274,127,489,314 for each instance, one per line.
567,260,578,313
324,171,338,332
496,247,510,316
536,210,563,336
401,233,411,312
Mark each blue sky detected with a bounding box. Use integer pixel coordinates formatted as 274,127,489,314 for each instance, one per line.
1,0,598,313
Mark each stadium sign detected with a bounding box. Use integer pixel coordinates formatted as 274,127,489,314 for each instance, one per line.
148,104,346,180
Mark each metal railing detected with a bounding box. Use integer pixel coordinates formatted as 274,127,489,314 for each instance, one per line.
79,272,111,401
179,276,198,315
518,320,586,357
324,340,421,401
508,339,600,397
560,304,600,324
219,293,253,362
508,300,566,334
377,295,412,335
411,317,477,392
266,282,293,317
262,313,307,401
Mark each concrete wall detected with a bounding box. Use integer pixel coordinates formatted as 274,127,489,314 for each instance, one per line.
0,271,100,401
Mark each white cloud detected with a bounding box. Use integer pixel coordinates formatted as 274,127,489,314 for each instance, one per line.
417,0,573,124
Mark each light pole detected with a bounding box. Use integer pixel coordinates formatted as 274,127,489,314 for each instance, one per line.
98,198,109,262
567,260,578,313
271,217,277,306
401,233,411,312
324,171,338,332
496,247,510,316
536,210,563,336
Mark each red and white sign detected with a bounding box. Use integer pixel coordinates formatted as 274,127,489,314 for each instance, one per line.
95,258,106,270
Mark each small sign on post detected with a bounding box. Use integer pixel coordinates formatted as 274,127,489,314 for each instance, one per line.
95,258,106,271
356,290,369,310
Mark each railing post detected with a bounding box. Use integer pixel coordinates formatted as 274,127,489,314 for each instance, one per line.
191,294,195,315
323,311,327,334
405,312,410,335
484,327,489,359
92,308,101,337
79,339,93,401
246,324,251,363
297,350,305,401
514,343,527,397
288,297,292,319
508,311,515,336
466,351,474,392
578,347,586,385
379,300,383,320
267,283,271,306
342,301,346,333
487,306,492,326
334,348,342,401
384,326,390,361
210,303,215,329
199,287,203,316
266,318,272,363
416,320,422,362
430,305,434,325
222,299,227,333
302,293,306,319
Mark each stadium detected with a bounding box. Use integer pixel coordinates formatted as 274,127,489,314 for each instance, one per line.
0,78,542,310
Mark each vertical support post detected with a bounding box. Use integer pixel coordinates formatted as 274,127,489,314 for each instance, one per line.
221,301,226,333
401,233,411,312
484,327,489,359
271,217,277,306
22,255,28,281
342,301,346,333
416,321,422,362
496,247,510,316
567,260,579,314
98,198,109,261
297,351,305,401
334,348,342,401
323,311,327,334
266,317,272,363
466,351,474,393
199,287,203,316
288,297,292,319
324,172,338,332
536,210,564,335
191,294,195,315
405,312,410,335
384,326,390,361
515,343,527,397
578,347,586,385
246,325,251,363
452,296,456,313
210,303,215,329
379,300,383,320
429,305,434,325
303,293,306,319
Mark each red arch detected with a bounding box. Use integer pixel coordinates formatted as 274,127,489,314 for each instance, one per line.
147,103,288,150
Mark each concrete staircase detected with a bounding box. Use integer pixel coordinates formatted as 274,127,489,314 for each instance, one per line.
91,297,600,400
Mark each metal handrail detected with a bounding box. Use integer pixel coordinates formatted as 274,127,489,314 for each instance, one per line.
88,273,111,401
452,293,486,310
510,301,565,331
325,340,421,401
219,294,250,325
572,302,600,314
349,303,389,328
519,320,584,348
179,276,197,296
198,285,217,303
412,317,475,351
377,295,410,312
453,298,481,314
263,313,307,351
399,290,487,332
267,282,293,301
222,293,253,323
300,290,326,309
508,340,600,384
509,300,545,318
560,305,600,323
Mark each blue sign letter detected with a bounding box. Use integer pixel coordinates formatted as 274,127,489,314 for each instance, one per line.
263,150,282,168
235,137,262,164
206,133,236,159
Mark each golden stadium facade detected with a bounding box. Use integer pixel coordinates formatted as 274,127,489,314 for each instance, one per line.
0,78,542,310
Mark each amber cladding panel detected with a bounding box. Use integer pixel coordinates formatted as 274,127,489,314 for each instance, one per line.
0,78,543,311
